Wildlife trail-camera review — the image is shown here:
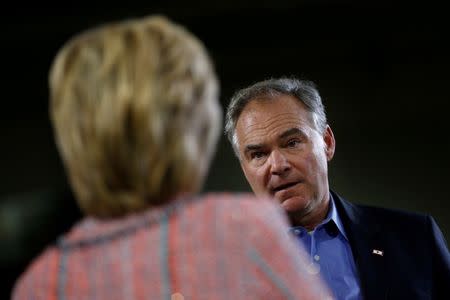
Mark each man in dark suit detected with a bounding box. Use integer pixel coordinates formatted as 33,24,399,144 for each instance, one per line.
225,77,450,299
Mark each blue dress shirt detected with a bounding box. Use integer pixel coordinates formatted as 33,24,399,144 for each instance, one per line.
289,195,362,300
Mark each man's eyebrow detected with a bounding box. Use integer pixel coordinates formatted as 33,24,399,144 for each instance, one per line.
279,128,305,139
243,128,306,154
244,144,264,153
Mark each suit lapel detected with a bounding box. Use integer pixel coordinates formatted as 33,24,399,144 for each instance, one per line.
332,191,388,300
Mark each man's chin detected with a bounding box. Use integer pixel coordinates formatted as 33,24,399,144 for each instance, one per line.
279,196,308,214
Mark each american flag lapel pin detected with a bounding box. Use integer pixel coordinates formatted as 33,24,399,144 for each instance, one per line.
372,249,384,256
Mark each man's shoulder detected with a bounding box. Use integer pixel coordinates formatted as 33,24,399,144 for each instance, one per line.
334,192,430,230
355,202,428,221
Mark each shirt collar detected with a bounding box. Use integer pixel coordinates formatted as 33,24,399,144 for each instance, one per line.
326,193,349,241
288,193,349,241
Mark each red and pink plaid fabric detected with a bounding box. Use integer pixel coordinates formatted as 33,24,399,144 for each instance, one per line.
13,193,331,299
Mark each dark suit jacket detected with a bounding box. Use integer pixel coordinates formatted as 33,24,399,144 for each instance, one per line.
332,191,450,300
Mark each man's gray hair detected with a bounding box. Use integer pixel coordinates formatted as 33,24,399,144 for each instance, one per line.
224,77,327,158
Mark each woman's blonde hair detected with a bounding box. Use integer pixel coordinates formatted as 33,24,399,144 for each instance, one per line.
49,16,221,218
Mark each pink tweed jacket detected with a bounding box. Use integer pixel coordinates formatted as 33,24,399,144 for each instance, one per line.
12,193,330,299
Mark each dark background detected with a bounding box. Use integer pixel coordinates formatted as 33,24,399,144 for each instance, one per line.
2,1,449,298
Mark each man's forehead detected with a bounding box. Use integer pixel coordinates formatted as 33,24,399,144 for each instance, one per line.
244,127,306,148
239,95,310,121
236,107,311,136
237,116,311,148
234,95,315,146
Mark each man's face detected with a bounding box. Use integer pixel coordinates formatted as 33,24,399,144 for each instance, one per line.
235,95,335,223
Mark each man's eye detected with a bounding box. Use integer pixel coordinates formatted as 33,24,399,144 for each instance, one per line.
250,152,265,160
286,139,300,148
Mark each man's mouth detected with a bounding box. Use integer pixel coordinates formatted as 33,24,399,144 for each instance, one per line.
271,181,301,194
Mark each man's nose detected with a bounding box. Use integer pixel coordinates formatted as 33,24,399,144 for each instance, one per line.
269,150,291,176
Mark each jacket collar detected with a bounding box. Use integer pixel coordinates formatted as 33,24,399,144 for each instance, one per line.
331,190,388,300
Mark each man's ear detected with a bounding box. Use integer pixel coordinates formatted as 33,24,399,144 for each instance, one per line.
323,125,336,161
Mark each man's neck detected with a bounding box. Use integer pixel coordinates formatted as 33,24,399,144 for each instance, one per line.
290,196,330,231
